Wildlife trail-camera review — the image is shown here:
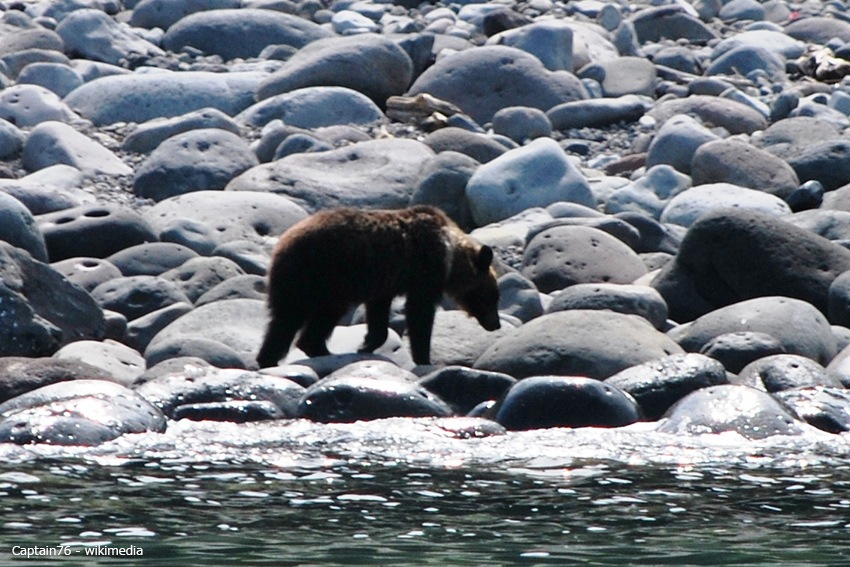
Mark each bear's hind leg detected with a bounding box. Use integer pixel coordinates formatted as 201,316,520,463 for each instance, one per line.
405,296,438,365
257,314,304,368
296,306,347,358
358,297,392,353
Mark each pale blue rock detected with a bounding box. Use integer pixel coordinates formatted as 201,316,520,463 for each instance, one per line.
162,9,332,60
0,192,48,262
660,183,791,227
16,62,84,98
645,114,720,174
491,106,552,143
407,45,587,125
226,139,435,212
648,95,768,135
331,10,379,34
784,16,850,45
0,118,24,160
547,94,648,130
256,33,412,107
236,86,384,129
718,0,764,22
712,29,805,59
0,85,77,127
465,137,595,226
53,340,145,387
123,107,241,154
486,20,574,72
130,0,240,30
706,45,786,82
22,121,132,176
629,5,718,44
64,71,266,125
605,165,692,219
133,129,259,202
577,56,657,97
55,9,164,66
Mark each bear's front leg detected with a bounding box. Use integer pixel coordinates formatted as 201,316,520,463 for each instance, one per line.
358,297,392,353
405,296,437,365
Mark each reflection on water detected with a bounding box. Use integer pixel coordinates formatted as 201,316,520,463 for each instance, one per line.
1,419,850,566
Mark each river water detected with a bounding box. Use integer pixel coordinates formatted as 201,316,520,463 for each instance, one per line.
1,418,849,565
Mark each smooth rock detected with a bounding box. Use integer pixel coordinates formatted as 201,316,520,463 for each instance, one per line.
195,274,266,307
421,128,507,164
521,225,646,293
736,354,843,392
37,204,158,261
56,9,163,66
547,94,647,130
660,183,791,227
64,71,266,126
494,376,640,430
648,95,767,135
0,357,117,405
658,384,805,439
298,361,452,423
486,20,575,72
785,140,850,192
615,212,683,255
17,62,84,98
410,151,479,231
91,275,192,321
605,353,728,420
427,310,514,368
578,56,657,97
645,114,720,174
22,121,132,176
0,84,77,127
699,331,786,374
491,106,552,143
605,164,692,219
784,16,850,45
163,8,331,60
497,272,544,323
51,257,122,292
690,139,798,199
226,139,435,212
106,242,199,277
466,137,594,226
475,310,684,379
407,45,587,125
130,0,240,30
775,387,850,434
754,117,840,162
125,302,194,353
630,6,718,44
713,29,805,60
256,33,411,107
418,366,516,415
237,86,384,129
787,210,850,242
0,192,48,261
718,0,764,22
652,208,850,322
159,256,245,303
706,45,785,82
122,107,241,154
0,118,24,159
133,128,258,201
546,283,667,329
52,340,145,387
668,296,837,365
143,190,308,247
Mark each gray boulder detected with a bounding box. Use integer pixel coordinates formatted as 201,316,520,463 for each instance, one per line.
23,121,132,176
0,192,48,262
56,9,164,66
547,283,668,329
122,107,241,154
0,85,77,127
690,139,799,199
648,95,767,135
130,0,240,30
237,86,384,129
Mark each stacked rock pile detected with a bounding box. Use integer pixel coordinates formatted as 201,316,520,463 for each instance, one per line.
2,0,850,445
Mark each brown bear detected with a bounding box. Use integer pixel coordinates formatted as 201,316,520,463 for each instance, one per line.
256,205,501,367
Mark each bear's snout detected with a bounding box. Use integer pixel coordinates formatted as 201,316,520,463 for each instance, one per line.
479,313,501,332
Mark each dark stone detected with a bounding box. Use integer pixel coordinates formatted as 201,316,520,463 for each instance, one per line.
144,336,248,369
90,275,192,321
106,242,199,276
775,387,850,434
135,366,304,418
125,302,193,353
418,365,516,415
699,331,786,374
605,353,728,420
613,212,682,254
195,274,266,307
37,204,158,261
0,357,118,404
483,8,533,36
630,6,718,44
172,400,285,422
652,208,850,322
736,354,843,392
786,140,850,191
421,128,507,164
410,151,480,232
657,384,805,439
494,376,640,430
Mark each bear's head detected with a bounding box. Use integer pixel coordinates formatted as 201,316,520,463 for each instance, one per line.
447,240,501,332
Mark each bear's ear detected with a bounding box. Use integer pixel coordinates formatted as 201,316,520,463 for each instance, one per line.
475,245,494,272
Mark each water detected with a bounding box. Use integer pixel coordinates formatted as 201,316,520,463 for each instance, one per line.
1,418,850,566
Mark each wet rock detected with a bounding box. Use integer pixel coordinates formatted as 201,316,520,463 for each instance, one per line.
736,354,843,392
0,84,78,127
466,137,594,226
53,340,145,387
106,242,198,277
298,360,452,423
699,331,786,374
226,139,434,212
257,33,411,108
605,353,728,421
0,192,48,262
50,257,122,293
136,366,304,419
37,204,158,261
145,298,264,368
64,71,265,126
494,376,640,430
652,208,850,322
775,387,850,434
421,128,507,164
648,95,767,135
475,310,684,379
522,225,646,293
173,400,284,422
0,379,166,446
160,256,245,303
407,45,587,125
123,107,241,154
547,95,647,130
0,242,105,358
237,86,384,129
56,8,164,66
689,139,799,199
418,366,516,415
658,384,806,439
668,296,837,366
22,121,132,176
546,283,668,329
133,129,258,201
143,190,308,248
0,357,117,404
163,8,331,60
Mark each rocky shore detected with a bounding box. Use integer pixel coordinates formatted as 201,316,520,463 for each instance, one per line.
3,0,850,446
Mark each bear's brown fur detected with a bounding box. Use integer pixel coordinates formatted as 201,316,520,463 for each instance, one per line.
256,205,501,367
